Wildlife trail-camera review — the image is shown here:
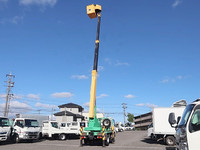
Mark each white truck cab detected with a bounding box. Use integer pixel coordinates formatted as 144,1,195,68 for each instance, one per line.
12,118,40,143
0,117,11,142
169,99,200,150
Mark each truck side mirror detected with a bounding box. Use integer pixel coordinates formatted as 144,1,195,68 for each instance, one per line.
168,113,176,127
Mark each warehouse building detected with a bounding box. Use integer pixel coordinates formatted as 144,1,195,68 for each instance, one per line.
134,112,152,130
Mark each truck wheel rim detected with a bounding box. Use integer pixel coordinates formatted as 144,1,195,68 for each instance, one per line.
167,138,173,145
60,135,65,140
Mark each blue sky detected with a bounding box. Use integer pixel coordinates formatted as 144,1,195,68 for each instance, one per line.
0,0,200,122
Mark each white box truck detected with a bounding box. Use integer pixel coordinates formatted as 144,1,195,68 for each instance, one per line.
12,118,41,143
0,117,11,142
148,101,186,146
169,99,200,150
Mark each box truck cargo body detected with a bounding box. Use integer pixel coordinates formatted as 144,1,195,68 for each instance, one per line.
148,107,185,146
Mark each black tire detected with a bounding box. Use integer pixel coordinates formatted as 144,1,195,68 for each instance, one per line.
59,134,66,140
105,135,110,146
110,137,115,143
165,136,175,146
13,134,20,143
84,139,89,145
102,119,111,129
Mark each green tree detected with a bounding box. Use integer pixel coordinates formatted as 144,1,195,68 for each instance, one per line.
127,113,134,122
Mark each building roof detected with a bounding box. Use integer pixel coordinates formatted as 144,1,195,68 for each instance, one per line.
134,112,152,119
54,111,84,119
58,103,84,112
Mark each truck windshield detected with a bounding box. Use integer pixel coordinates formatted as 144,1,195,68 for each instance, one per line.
51,122,58,128
178,104,195,127
25,119,39,127
0,118,10,127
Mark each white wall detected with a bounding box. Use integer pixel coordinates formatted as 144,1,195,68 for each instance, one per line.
59,108,81,115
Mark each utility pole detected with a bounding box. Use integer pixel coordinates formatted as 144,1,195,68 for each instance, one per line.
4,73,15,117
122,103,127,126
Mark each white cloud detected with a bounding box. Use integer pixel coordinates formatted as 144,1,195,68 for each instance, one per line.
177,75,183,80
136,103,158,108
35,102,56,109
13,94,24,100
96,108,101,113
160,75,186,83
97,94,108,99
0,15,24,24
115,61,130,66
51,92,73,98
105,58,130,67
98,66,104,71
0,101,32,116
0,94,6,99
105,58,112,65
10,101,32,110
19,0,57,7
136,103,145,107
124,94,135,99
71,75,88,80
160,78,170,83
172,0,182,8
146,103,158,108
11,16,24,24
27,94,40,100
83,102,90,107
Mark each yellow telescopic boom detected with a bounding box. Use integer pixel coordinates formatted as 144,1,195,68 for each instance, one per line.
87,4,102,119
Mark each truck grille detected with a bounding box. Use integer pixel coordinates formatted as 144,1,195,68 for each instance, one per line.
0,132,7,135
27,132,38,135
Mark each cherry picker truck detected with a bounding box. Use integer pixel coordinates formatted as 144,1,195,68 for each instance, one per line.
80,4,115,147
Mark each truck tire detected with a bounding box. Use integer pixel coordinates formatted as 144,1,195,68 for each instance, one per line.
105,135,110,146
13,134,20,143
102,119,111,129
84,139,89,145
59,134,66,140
165,136,175,146
110,137,115,143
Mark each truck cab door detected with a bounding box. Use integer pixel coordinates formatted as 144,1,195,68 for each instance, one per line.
187,105,200,150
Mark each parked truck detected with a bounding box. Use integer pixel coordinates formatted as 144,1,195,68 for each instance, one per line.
60,121,86,136
42,120,86,140
42,120,66,140
148,100,186,146
169,99,200,150
0,116,11,142
12,118,41,143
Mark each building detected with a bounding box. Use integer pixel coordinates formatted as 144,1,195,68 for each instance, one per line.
134,112,152,130
54,103,85,123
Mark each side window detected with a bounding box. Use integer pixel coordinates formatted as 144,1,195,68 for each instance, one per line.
189,108,200,133
61,123,66,127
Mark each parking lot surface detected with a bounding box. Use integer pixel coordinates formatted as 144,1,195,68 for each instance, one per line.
0,131,176,150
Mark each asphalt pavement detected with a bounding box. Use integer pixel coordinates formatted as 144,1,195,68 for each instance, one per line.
0,131,176,150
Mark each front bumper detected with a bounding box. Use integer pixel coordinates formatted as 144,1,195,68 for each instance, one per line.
0,135,7,141
19,132,39,140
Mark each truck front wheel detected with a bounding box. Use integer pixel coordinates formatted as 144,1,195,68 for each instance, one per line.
13,134,20,143
59,134,66,140
165,136,175,146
